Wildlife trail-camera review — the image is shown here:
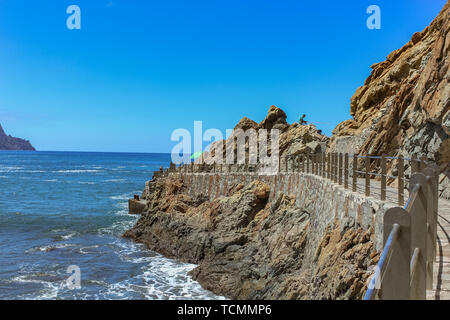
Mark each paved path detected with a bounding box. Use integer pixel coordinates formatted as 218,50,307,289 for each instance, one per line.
352,178,450,300
427,199,450,300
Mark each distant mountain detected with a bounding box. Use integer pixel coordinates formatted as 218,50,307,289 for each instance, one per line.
0,123,35,151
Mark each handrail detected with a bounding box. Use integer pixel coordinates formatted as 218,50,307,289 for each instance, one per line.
362,165,438,300
364,223,400,300
173,152,431,207
410,248,420,286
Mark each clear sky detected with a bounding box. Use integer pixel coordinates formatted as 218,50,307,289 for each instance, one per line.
0,0,447,152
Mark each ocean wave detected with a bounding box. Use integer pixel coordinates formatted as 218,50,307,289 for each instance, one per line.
54,170,101,173
11,275,61,300
110,194,130,201
79,245,100,254
25,243,76,253
54,233,77,241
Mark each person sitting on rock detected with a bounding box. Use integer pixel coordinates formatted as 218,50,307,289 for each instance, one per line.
299,114,307,125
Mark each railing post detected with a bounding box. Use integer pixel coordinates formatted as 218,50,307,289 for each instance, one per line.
317,154,320,176
381,207,411,300
330,153,333,181
335,153,339,183
329,152,334,181
411,155,418,174
421,165,439,290
420,156,427,171
381,154,386,201
398,155,404,206
409,173,428,300
322,153,326,178
306,155,310,173
327,153,330,179
344,153,349,189
365,156,370,197
316,153,319,176
331,153,334,181
338,153,343,185
334,152,339,183
314,154,318,175
352,154,357,192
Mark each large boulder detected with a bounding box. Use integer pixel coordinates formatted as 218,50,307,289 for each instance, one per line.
260,105,288,131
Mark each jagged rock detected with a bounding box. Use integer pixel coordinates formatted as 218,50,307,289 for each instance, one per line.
329,2,450,198
0,123,35,151
260,105,288,131
234,117,260,131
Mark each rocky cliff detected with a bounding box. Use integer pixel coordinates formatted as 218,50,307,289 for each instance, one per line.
329,2,449,198
124,176,379,300
0,123,35,151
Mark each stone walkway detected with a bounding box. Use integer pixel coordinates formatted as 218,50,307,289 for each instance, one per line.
352,178,450,300
427,199,450,300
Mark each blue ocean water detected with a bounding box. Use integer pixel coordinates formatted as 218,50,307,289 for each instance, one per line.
0,151,220,300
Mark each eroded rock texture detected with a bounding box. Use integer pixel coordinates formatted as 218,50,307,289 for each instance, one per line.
124,177,379,300
330,2,450,198
202,105,329,169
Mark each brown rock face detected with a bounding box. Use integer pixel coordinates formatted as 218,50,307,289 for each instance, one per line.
202,105,328,166
330,2,450,198
259,105,288,131
124,176,378,299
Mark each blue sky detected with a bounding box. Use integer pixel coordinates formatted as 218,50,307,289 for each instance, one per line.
0,0,446,152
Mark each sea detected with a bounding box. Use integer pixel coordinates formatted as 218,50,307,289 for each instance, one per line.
0,151,221,300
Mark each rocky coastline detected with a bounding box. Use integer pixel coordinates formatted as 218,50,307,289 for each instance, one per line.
124,174,379,299
0,123,35,151
124,2,448,300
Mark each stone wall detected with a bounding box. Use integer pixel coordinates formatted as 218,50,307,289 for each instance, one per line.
156,170,395,251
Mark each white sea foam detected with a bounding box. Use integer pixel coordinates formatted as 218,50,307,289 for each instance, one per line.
12,275,61,300
104,179,126,182
25,243,76,253
55,170,100,173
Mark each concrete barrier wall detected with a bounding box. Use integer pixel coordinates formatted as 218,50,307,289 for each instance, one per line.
162,171,395,250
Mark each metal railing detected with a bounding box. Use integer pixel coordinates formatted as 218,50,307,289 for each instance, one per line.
363,164,439,300
156,153,428,206
286,153,428,207
153,153,439,300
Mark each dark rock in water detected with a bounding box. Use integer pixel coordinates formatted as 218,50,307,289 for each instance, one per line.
0,123,35,151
